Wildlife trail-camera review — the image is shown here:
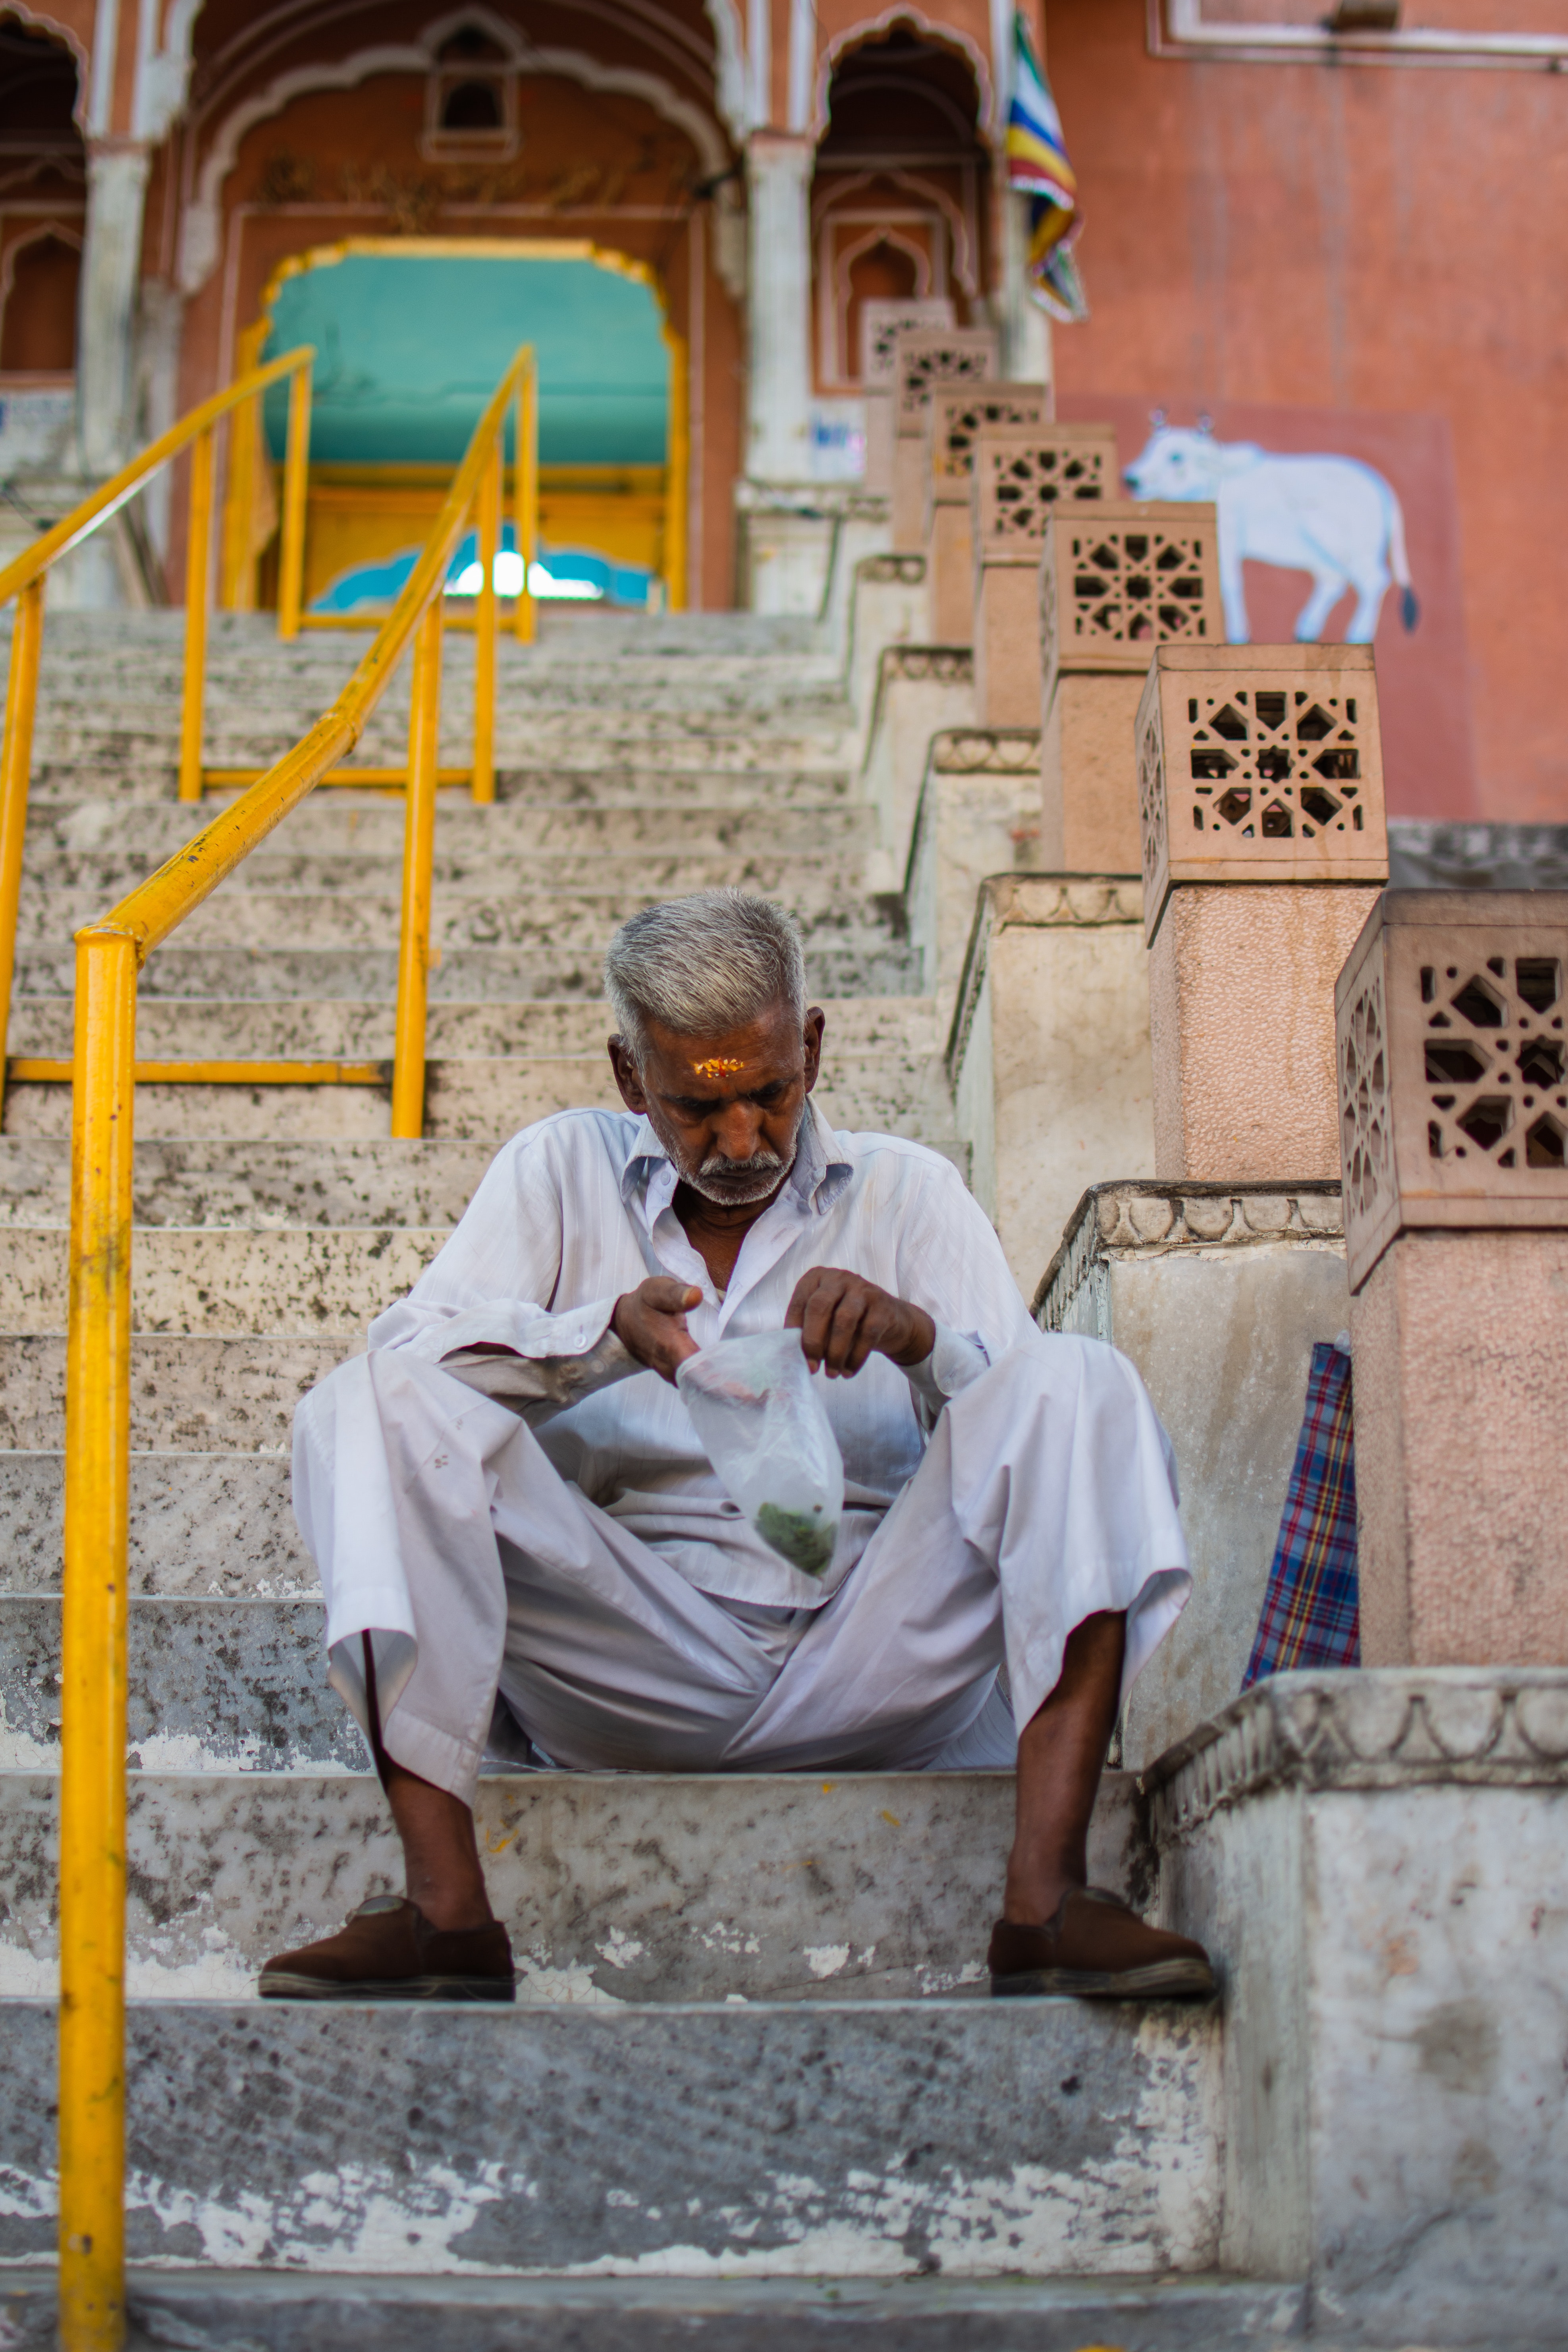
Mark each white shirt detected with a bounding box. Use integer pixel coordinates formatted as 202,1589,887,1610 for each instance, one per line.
368,1101,1037,1608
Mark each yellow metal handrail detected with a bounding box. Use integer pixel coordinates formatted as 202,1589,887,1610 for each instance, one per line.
48,344,538,2350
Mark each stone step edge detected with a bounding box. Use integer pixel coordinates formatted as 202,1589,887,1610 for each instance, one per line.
0,2267,1307,2352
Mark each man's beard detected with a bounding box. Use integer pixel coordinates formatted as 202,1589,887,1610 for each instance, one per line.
657,1114,798,1206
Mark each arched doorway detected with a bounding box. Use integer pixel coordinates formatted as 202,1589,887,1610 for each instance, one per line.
241,240,684,615
812,25,991,392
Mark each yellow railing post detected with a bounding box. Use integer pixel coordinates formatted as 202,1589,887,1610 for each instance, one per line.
0,575,46,1127
391,600,442,1137
472,440,500,807
60,922,139,2352
663,331,689,614
514,363,536,646
277,357,312,644
177,430,216,804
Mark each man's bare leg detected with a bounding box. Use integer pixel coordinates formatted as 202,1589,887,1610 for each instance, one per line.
1003,1609,1125,1926
385,1763,495,1932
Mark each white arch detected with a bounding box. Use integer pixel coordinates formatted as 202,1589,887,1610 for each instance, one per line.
178,19,731,292
813,5,995,144
0,215,84,348
135,0,204,143
704,0,748,137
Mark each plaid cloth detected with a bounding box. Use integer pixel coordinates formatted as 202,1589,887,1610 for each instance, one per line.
1244,1341,1360,1686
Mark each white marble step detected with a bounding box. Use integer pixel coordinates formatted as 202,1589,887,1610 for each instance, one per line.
0,1335,339,1453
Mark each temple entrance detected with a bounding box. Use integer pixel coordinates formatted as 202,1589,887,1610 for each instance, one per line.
248,241,682,614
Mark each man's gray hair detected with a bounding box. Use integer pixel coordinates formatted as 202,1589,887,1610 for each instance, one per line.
604,890,806,1064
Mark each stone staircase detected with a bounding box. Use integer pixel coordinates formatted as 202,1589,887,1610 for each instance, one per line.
0,610,1290,2344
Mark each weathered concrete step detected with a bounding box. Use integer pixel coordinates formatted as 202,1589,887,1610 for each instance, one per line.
35,722,851,772
4,1065,958,1152
8,997,939,1071
0,1996,1221,2277
21,848,869,900
0,1767,1148,2004
0,1595,349,1771
0,1227,443,1331
17,940,922,1003
0,1449,309,1592
0,1336,338,1455
17,885,890,953
29,798,870,861
29,763,857,810
0,2270,1312,2352
0,1137,488,1228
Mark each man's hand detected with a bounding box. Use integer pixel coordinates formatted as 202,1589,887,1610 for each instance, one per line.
613,1277,702,1384
785,1267,936,1379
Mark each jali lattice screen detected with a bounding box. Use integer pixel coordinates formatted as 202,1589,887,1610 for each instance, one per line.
894,329,1000,436
1137,644,1389,937
1336,893,1568,1288
1040,502,1222,688
968,425,1122,554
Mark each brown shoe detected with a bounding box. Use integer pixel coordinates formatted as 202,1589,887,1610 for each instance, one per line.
988,1887,1215,2000
259,1895,516,2003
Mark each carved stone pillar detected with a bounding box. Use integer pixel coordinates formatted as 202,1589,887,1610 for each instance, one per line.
889,328,997,553
924,383,1053,645
1039,502,1223,872
77,142,153,478
970,423,1120,728
1137,645,1388,1179
1337,890,1568,1664
744,135,814,483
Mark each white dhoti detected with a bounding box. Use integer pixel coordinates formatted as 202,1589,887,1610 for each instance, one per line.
293,1335,1190,1805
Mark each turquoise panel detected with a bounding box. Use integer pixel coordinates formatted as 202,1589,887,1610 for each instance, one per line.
262,253,667,466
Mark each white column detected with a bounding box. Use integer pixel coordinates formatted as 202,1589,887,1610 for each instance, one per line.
999,192,1053,387
744,133,814,483
77,141,152,474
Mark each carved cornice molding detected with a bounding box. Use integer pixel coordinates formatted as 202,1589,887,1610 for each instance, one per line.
880,646,972,687
1145,1670,1568,1842
931,728,1040,774
858,554,926,585
947,876,1146,1082
1034,1177,1344,1322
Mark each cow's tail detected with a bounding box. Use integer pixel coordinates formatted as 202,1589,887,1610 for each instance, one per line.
1386,485,1419,631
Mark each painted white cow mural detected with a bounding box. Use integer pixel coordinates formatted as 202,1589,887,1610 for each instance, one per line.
1123,421,1419,646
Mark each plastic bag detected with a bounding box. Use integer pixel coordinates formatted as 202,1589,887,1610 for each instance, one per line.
676,1328,845,1577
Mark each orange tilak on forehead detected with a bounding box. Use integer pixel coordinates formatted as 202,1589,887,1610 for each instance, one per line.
692,1057,745,1079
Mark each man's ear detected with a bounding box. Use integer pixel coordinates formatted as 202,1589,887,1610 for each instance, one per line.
607,1035,648,1112
802,1007,826,1093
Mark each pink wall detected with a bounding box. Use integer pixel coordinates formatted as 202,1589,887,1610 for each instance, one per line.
1046,0,1568,824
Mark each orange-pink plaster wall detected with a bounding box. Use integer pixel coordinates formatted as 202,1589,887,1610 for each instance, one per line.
1045,0,1568,825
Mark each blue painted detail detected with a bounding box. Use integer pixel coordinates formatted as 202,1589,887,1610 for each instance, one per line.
311,522,654,614
262,253,668,467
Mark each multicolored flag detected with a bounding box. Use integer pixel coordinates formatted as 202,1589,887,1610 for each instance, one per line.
1005,12,1088,324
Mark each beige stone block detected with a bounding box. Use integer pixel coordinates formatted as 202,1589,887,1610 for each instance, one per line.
905,731,1041,1034
1040,502,1222,704
1336,889,1568,1291
972,563,1041,729
889,326,998,550
856,643,974,886
1036,1179,1349,1770
1138,644,1389,942
1149,884,1384,1180
949,876,1153,1290
1039,671,1146,872
928,502,974,644
1352,1230,1568,1666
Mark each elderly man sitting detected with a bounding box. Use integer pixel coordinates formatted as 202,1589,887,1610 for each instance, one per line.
266,890,1213,2002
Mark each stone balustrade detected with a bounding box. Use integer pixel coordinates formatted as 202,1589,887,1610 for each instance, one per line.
858,295,953,496
968,421,1119,727
921,388,1076,642
889,325,998,552
1337,889,1568,1665
1038,501,1223,872
1136,644,1389,1179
